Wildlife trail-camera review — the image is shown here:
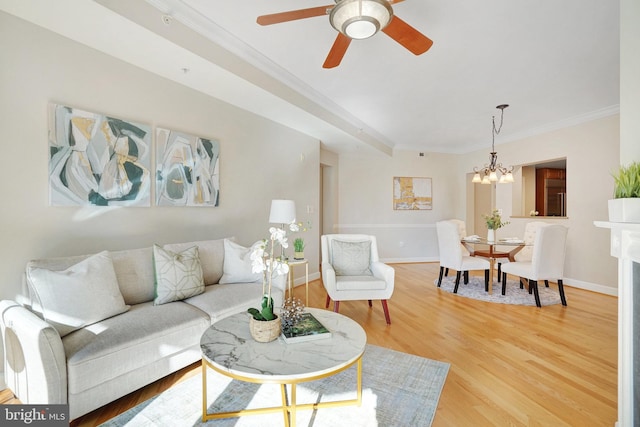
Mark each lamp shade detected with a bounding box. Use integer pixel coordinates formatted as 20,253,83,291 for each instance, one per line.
269,200,296,224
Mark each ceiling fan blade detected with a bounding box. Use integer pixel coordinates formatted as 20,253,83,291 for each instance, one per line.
323,33,352,69
257,5,333,26
382,16,433,55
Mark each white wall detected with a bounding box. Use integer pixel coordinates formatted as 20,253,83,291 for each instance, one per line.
0,11,320,303
459,115,620,293
336,149,460,262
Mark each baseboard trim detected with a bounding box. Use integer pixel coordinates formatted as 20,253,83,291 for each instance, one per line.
563,276,618,296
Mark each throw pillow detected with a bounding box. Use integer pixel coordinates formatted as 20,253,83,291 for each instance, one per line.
219,239,263,284
26,251,130,337
153,245,205,305
331,240,373,276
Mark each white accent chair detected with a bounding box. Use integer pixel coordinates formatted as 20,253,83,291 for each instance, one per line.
436,220,490,293
321,234,394,324
500,224,568,307
512,221,551,289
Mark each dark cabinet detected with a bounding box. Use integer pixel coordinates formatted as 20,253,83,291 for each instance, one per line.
536,168,566,216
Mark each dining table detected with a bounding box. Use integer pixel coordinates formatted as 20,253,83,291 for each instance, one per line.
461,236,526,294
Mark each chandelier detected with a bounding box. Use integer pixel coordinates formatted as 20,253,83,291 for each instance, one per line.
330,0,393,40
472,104,514,184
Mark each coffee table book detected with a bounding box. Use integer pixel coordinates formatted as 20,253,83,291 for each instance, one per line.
281,312,332,343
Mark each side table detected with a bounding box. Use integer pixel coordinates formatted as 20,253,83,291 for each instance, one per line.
287,259,309,305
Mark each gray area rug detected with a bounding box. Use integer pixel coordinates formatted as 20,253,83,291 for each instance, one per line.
434,275,562,306
100,344,449,427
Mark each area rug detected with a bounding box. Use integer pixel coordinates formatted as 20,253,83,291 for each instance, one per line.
100,344,449,427
434,276,561,306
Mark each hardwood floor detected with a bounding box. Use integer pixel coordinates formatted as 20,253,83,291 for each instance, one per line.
1,262,618,426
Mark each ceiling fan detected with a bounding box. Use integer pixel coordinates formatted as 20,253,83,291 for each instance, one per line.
256,0,433,68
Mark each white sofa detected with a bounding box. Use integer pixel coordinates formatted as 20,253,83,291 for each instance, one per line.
0,237,285,420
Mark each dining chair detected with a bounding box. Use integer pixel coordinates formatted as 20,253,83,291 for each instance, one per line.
321,234,395,324
513,221,551,288
500,224,568,307
436,220,490,293
441,219,470,278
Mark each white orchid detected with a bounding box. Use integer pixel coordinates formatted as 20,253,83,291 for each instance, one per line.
248,222,296,321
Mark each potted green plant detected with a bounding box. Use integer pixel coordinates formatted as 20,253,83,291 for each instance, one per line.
247,225,293,342
293,237,305,260
482,209,510,242
609,162,640,223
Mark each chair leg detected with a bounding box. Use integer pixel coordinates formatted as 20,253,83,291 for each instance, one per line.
531,280,541,307
497,263,502,282
558,279,567,306
444,267,449,277
381,300,391,325
454,271,462,293
463,271,469,284
368,300,373,307
501,272,507,295
520,278,525,289
333,301,340,313
325,294,331,309
484,269,489,292
545,280,549,288
438,266,445,287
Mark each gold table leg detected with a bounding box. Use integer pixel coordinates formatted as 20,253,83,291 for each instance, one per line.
202,357,363,425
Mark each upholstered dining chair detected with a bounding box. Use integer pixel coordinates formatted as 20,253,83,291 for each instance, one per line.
500,224,568,307
436,220,490,293
512,221,551,288
321,234,395,324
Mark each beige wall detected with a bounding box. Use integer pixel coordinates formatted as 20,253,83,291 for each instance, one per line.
336,149,460,262
333,115,619,293
620,0,640,163
459,115,620,293
0,11,320,303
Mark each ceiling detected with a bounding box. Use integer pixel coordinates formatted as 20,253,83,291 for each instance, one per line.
1,0,620,155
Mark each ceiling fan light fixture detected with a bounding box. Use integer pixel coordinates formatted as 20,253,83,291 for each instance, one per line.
330,0,393,40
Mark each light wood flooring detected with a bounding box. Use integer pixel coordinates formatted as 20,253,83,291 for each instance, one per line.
0,262,618,426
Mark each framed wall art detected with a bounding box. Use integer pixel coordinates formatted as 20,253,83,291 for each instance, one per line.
156,128,220,207
393,176,432,210
48,104,151,206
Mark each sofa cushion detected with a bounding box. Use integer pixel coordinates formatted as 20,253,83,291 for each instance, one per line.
164,238,226,285
62,301,209,394
26,251,130,337
109,247,155,305
331,240,373,276
184,282,284,324
153,245,205,305
219,239,262,284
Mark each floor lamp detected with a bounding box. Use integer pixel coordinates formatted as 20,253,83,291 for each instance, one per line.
269,199,296,260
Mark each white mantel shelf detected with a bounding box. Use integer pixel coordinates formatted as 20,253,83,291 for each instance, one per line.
594,220,640,427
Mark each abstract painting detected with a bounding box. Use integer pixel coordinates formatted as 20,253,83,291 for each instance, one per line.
393,177,432,210
48,104,151,206
156,128,220,207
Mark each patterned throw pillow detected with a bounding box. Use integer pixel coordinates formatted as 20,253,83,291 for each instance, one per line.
27,251,129,337
331,240,373,276
153,245,205,305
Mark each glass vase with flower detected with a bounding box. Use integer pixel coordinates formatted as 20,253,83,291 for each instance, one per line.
482,209,510,242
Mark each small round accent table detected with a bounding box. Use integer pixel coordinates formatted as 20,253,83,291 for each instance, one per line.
200,308,367,426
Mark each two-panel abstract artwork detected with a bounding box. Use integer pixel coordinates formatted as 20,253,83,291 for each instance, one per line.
48,104,220,207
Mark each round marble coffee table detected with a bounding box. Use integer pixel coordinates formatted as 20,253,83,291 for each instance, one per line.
200,307,367,426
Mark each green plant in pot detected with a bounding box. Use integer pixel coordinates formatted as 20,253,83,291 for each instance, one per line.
293,237,305,260
609,162,640,223
482,209,510,241
247,225,293,342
